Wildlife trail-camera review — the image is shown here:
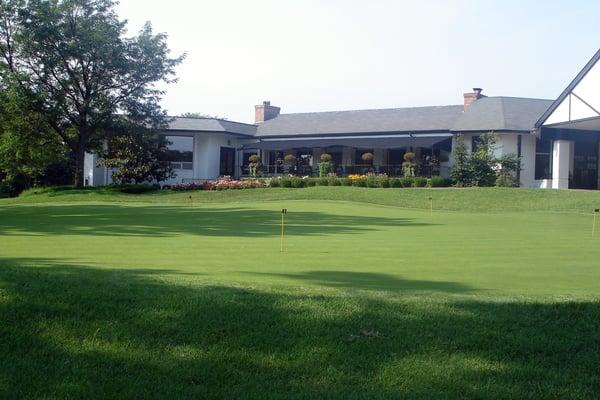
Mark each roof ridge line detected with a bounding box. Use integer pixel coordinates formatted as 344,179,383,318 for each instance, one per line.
275,104,463,117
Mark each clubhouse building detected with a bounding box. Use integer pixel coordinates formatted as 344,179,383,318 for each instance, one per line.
85,48,600,190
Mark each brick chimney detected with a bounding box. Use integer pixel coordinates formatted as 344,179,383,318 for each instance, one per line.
463,88,484,111
255,101,281,124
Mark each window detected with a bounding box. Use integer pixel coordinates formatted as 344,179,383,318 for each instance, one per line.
388,149,405,165
161,135,193,170
535,138,552,180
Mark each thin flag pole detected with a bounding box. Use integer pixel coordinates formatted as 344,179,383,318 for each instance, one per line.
429,197,433,217
281,209,287,252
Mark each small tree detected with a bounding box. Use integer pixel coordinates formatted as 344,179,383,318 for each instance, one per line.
402,152,417,177
469,133,497,187
496,153,521,187
451,134,470,186
99,133,173,184
248,154,262,177
318,153,333,177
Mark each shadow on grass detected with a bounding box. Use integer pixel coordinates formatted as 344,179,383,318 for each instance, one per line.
1,257,598,399
0,204,437,237
248,270,475,294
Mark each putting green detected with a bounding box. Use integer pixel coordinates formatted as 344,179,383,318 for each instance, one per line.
1,199,599,296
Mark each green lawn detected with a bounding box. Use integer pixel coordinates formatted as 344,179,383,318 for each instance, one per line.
1,187,600,398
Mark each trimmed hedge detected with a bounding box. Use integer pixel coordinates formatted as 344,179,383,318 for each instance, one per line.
429,175,451,187
268,175,450,189
400,177,414,188
413,177,428,187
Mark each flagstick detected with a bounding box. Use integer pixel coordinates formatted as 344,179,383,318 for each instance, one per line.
429,197,433,217
281,208,287,252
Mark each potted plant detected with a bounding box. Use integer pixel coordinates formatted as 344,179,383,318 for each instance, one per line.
361,152,374,163
284,154,297,174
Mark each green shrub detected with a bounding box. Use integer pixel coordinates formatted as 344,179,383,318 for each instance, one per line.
115,184,158,194
306,178,317,187
329,177,342,186
280,178,292,188
269,178,281,187
496,174,519,188
290,176,306,188
366,175,379,188
317,177,329,186
389,178,402,188
378,176,390,188
341,177,353,186
400,177,414,188
429,176,450,187
353,178,367,187
318,162,332,177
413,177,428,187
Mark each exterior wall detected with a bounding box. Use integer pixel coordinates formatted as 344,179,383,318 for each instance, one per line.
84,131,246,186
520,134,536,188
83,152,113,186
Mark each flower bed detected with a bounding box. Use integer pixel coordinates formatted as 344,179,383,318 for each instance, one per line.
171,178,267,191
203,178,267,191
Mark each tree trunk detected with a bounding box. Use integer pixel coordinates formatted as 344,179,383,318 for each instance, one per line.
73,144,86,188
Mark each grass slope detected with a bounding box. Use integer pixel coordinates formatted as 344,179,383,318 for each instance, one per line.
1,187,600,398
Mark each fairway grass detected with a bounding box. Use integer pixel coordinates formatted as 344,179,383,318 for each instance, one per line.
1,188,600,398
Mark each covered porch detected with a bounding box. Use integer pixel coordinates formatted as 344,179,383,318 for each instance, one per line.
238,133,453,178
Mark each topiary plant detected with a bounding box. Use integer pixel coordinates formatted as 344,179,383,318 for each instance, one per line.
248,155,262,177
318,153,333,177
284,154,297,164
320,153,332,162
402,152,416,177
361,152,374,162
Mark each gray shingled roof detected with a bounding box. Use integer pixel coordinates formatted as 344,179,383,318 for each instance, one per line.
164,97,554,138
256,105,464,137
451,97,553,132
167,117,256,136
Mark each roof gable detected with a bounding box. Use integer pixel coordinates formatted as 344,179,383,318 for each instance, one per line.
537,48,600,127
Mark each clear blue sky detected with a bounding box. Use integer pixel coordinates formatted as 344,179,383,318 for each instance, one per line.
117,0,600,123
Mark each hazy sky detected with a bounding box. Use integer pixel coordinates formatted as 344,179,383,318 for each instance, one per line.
117,0,600,123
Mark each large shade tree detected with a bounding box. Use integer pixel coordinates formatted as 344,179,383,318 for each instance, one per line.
0,0,184,187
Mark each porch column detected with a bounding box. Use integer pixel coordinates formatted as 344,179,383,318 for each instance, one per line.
551,140,573,189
